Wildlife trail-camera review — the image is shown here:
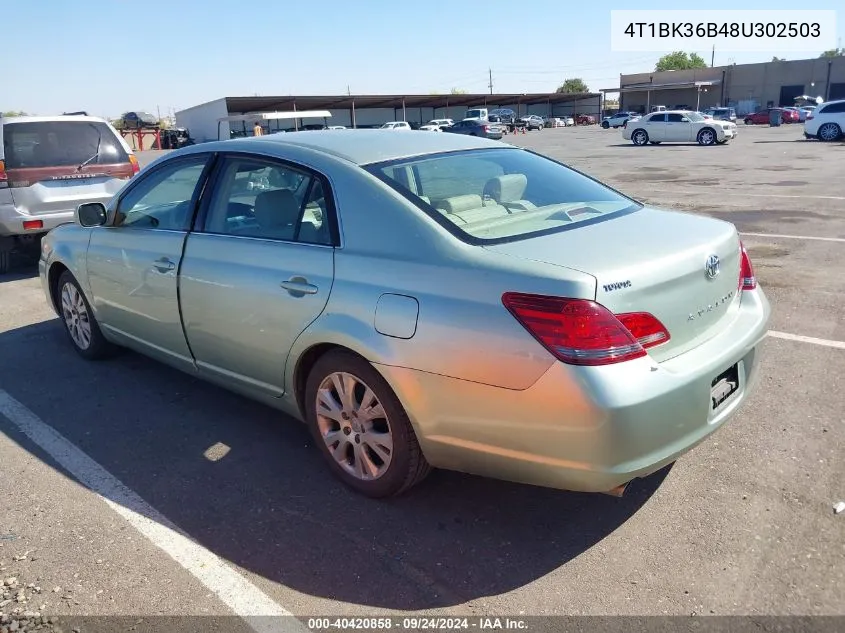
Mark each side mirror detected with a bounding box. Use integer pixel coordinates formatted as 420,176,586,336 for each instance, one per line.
76,202,108,227
681,117,690,122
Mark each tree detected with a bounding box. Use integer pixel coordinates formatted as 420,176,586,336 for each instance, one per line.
771,56,785,62
450,87,468,95
2,110,28,117
819,48,844,57
654,51,707,72
556,78,589,94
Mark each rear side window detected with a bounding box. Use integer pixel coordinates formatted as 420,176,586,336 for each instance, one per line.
2,121,129,169
820,102,845,114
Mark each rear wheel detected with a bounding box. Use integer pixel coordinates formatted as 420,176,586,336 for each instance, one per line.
305,350,431,498
744,118,752,125
818,122,842,142
631,129,649,145
602,121,610,129
57,271,117,360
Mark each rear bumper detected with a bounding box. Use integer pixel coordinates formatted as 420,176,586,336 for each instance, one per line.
376,287,771,494
0,191,76,238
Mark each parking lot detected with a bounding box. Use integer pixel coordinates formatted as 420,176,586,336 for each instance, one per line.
1,124,844,627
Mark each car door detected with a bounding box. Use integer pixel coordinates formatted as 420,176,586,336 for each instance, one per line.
643,113,665,140
86,153,214,371
179,154,336,397
665,112,693,141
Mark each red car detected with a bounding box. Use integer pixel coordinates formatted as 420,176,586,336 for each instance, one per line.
743,108,799,125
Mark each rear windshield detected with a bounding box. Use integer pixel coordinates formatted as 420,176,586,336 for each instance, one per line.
365,148,641,244
2,120,129,169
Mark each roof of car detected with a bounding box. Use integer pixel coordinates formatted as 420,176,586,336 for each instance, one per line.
237,128,510,165
0,115,110,125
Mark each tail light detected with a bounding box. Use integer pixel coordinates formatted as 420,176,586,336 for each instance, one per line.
482,125,490,132
806,113,814,120
23,220,43,231
128,154,140,175
739,241,756,290
0,160,6,188
501,293,670,366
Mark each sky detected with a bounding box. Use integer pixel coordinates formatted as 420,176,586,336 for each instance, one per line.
4,0,843,119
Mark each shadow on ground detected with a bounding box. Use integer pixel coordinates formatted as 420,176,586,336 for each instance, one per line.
0,320,668,610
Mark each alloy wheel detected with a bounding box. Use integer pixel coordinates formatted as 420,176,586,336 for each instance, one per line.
315,372,393,481
61,282,92,350
819,123,841,142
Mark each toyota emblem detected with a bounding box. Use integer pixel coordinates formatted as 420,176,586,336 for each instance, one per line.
705,254,720,279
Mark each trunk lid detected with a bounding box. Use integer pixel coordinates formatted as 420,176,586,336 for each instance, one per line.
484,207,743,363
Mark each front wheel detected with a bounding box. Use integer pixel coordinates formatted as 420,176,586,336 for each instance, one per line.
697,128,717,146
602,121,609,129
631,129,649,145
818,122,842,142
744,119,752,125
57,271,117,360
305,350,431,498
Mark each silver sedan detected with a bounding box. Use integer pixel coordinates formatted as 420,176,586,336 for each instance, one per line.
39,130,770,498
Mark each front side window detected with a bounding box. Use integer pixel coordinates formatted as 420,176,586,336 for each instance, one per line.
114,156,209,230
202,156,332,245
366,148,640,244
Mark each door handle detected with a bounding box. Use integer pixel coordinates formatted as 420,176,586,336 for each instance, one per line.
280,276,318,297
153,257,176,273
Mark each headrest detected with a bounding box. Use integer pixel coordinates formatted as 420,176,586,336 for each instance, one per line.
253,189,300,227
484,174,528,203
436,194,483,214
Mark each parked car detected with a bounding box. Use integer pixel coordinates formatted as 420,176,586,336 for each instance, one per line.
117,111,159,129
623,110,737,146
744,108,796,125
463,107,489,122
423,119,453,130
380,121,412,130
602,112,638,129
704,107,737,123
564,116,575,126
0,114,139,273
798,106,816,121
418,124,443,132
576,114,596,125
442,119,503,139
780,108,800,123
519,115,544,131
803,98,845,141
160,127,194,150
39,130,770,498
545,117,566,128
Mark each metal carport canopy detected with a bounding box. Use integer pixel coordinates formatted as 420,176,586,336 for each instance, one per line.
223,92,598,113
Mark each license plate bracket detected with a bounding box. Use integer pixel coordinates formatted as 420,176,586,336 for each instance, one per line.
711,363,739,411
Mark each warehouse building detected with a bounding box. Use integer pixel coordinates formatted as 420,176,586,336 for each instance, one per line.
604,56,845,116
176,92,601,142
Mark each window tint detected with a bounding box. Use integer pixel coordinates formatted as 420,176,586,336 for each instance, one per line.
667,113,686,122
2,121,129,169
821,101,845,113
647,114,665,122
367,148,639,244
115,157,208,230
203,157,332,245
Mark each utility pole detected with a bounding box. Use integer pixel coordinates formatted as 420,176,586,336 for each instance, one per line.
711,45,715,67
488,68,493,95
347,85,351,96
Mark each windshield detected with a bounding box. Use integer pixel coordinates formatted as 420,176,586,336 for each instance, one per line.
685,112,705,122
365,148,640,244
2,120,128,169
465,110,484,118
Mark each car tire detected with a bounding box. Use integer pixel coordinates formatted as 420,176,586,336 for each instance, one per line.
697,128,717,146
744,119,752,125
649,141,661,144
602,121,610,129
631,129,649,145
818,122,842,142
304,349,431,498
57,270,117,360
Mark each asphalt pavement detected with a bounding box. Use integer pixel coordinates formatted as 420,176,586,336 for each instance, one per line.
1,123,843,630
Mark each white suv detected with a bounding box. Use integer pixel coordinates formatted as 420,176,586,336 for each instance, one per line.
803,99,845,142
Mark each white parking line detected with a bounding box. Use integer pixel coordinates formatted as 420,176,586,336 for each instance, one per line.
741,232,845,244
0,390,305,633
768,331,845,350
